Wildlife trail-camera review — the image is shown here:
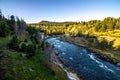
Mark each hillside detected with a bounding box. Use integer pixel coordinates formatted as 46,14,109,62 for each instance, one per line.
28,17,120,50
28,17,120,65
0,10,68,80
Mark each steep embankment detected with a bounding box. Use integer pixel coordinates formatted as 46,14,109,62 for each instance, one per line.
44,44,82,80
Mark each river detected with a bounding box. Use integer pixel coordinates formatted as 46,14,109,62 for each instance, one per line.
46,38,120,80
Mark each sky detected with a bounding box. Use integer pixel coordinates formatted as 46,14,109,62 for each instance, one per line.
0,0,120,23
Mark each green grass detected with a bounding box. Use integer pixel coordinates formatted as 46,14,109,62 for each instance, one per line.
1,50,68,80
0,36,68,80
0,36,11,49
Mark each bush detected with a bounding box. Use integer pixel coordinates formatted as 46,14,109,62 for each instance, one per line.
3,72,14,80
8,35,20,51
20,43,27,52
30,34,39,44
98,39,109,50
26,26,37,35
27,44,36,54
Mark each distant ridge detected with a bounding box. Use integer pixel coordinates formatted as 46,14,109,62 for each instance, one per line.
28,20,77,27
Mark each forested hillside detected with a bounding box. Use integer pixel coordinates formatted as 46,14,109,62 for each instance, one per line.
29,17,120,50
28,17,120,66
0,10,68,80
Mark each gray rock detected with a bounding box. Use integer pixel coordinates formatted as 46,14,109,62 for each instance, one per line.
29,67,34,72
21,53,27,57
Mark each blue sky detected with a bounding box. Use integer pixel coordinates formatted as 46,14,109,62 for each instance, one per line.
0,0,120,23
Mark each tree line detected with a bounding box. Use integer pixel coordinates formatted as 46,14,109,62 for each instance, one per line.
28,17,120,50
0,10,26,37
0,10,45,58
34,17,120,36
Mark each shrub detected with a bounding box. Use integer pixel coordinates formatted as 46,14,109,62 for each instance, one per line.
8,35,20,51
20,43,27,52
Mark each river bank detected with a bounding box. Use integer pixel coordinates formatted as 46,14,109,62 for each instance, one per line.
59,36,120,67
46,37,120,80
44,44,83,80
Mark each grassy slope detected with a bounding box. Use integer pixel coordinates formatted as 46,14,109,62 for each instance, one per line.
0,36,68,80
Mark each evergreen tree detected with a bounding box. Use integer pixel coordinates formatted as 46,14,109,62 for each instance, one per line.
20,43,27,52
9,35,20,51
0,9,2,20
0,20,10,37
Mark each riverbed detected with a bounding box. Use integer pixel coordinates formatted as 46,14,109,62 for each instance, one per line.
46,38,120,80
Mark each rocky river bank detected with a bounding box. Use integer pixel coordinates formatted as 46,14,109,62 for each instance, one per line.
46,37,120,80
59,36,120,67
44,44,83,80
